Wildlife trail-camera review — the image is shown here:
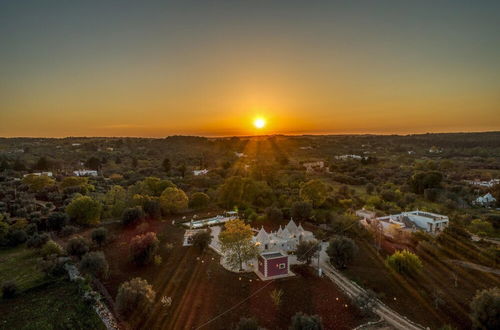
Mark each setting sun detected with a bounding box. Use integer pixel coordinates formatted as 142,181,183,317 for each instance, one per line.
253,117,266,129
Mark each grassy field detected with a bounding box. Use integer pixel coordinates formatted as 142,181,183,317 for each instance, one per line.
0,280,105,330
0,246,48,291
0,246,104,330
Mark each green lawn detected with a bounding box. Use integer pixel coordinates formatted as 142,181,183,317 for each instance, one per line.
0,246,47,291
0,280,105,330
0,246,105,330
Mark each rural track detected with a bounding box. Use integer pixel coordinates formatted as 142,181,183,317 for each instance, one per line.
446,259,500,276
318,246,426,330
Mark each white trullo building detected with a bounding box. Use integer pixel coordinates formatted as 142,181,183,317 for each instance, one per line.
253,219,315,253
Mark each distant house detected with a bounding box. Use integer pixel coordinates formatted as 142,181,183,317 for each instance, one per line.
429,146,443,153
253,219,315,253
193,169,209,176
256,252,290,280
355,208,376,220
474,193,497,207
23,172,53,178
302,161,325,173
73,170,98,177
361,210,449,235
334,154,365,160
465,179,500,188
71,143,81,147
234,152,246,158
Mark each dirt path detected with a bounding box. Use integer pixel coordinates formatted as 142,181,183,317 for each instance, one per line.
317,244,426,330
447,259,500,275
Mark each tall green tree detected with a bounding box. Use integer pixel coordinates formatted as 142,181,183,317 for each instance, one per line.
217,176,245,209
189,192,210,210
162,158,171,174
22,174,55,192
409,171,443,194
104,185,127,218
85,157,101,170
60,176,94,193
326,236,358,269
300,179,329,207
33,156,51,171
129,177,175,197
66,195,102,226
160,187,188,214
296,240,320,265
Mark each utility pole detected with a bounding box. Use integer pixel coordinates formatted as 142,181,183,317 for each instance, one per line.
317,242,322,277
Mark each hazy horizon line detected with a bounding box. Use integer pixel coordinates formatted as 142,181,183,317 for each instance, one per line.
1,130,499,140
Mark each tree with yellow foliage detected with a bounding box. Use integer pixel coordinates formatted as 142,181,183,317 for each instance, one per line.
219,219,258,271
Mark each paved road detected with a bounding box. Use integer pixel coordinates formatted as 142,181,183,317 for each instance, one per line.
317,244,426,330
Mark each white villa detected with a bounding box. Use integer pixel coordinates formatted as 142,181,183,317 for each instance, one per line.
334,154,366,161
253,219,315,253
465,179,500,188
474,193,497,207
302,161,325,173
193,169,209,176
73,170,98,177
361,210,449,235
23,172,53,177
355,208,376,220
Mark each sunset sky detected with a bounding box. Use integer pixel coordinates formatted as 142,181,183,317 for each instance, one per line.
1,1,499,137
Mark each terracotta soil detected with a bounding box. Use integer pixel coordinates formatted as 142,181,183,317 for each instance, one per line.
100,220,373,329
343,239,500,330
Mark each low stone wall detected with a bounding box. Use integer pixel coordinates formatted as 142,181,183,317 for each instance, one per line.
64,263,120,330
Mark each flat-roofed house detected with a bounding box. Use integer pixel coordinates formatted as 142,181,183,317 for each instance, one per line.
356,208,376,220
302,161,325,173
256,251,290,280
363,210,449,235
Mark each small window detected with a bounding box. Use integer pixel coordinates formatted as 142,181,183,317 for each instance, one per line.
278,263,286,269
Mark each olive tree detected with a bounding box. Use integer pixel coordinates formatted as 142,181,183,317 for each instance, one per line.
80,251,109,279
326,236,358,269
116,277,156,318
470,287,500,330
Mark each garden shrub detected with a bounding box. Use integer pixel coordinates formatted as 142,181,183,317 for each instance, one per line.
91,227,108,247
41,240,64,258
386,249,423,275
66,236,90,258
